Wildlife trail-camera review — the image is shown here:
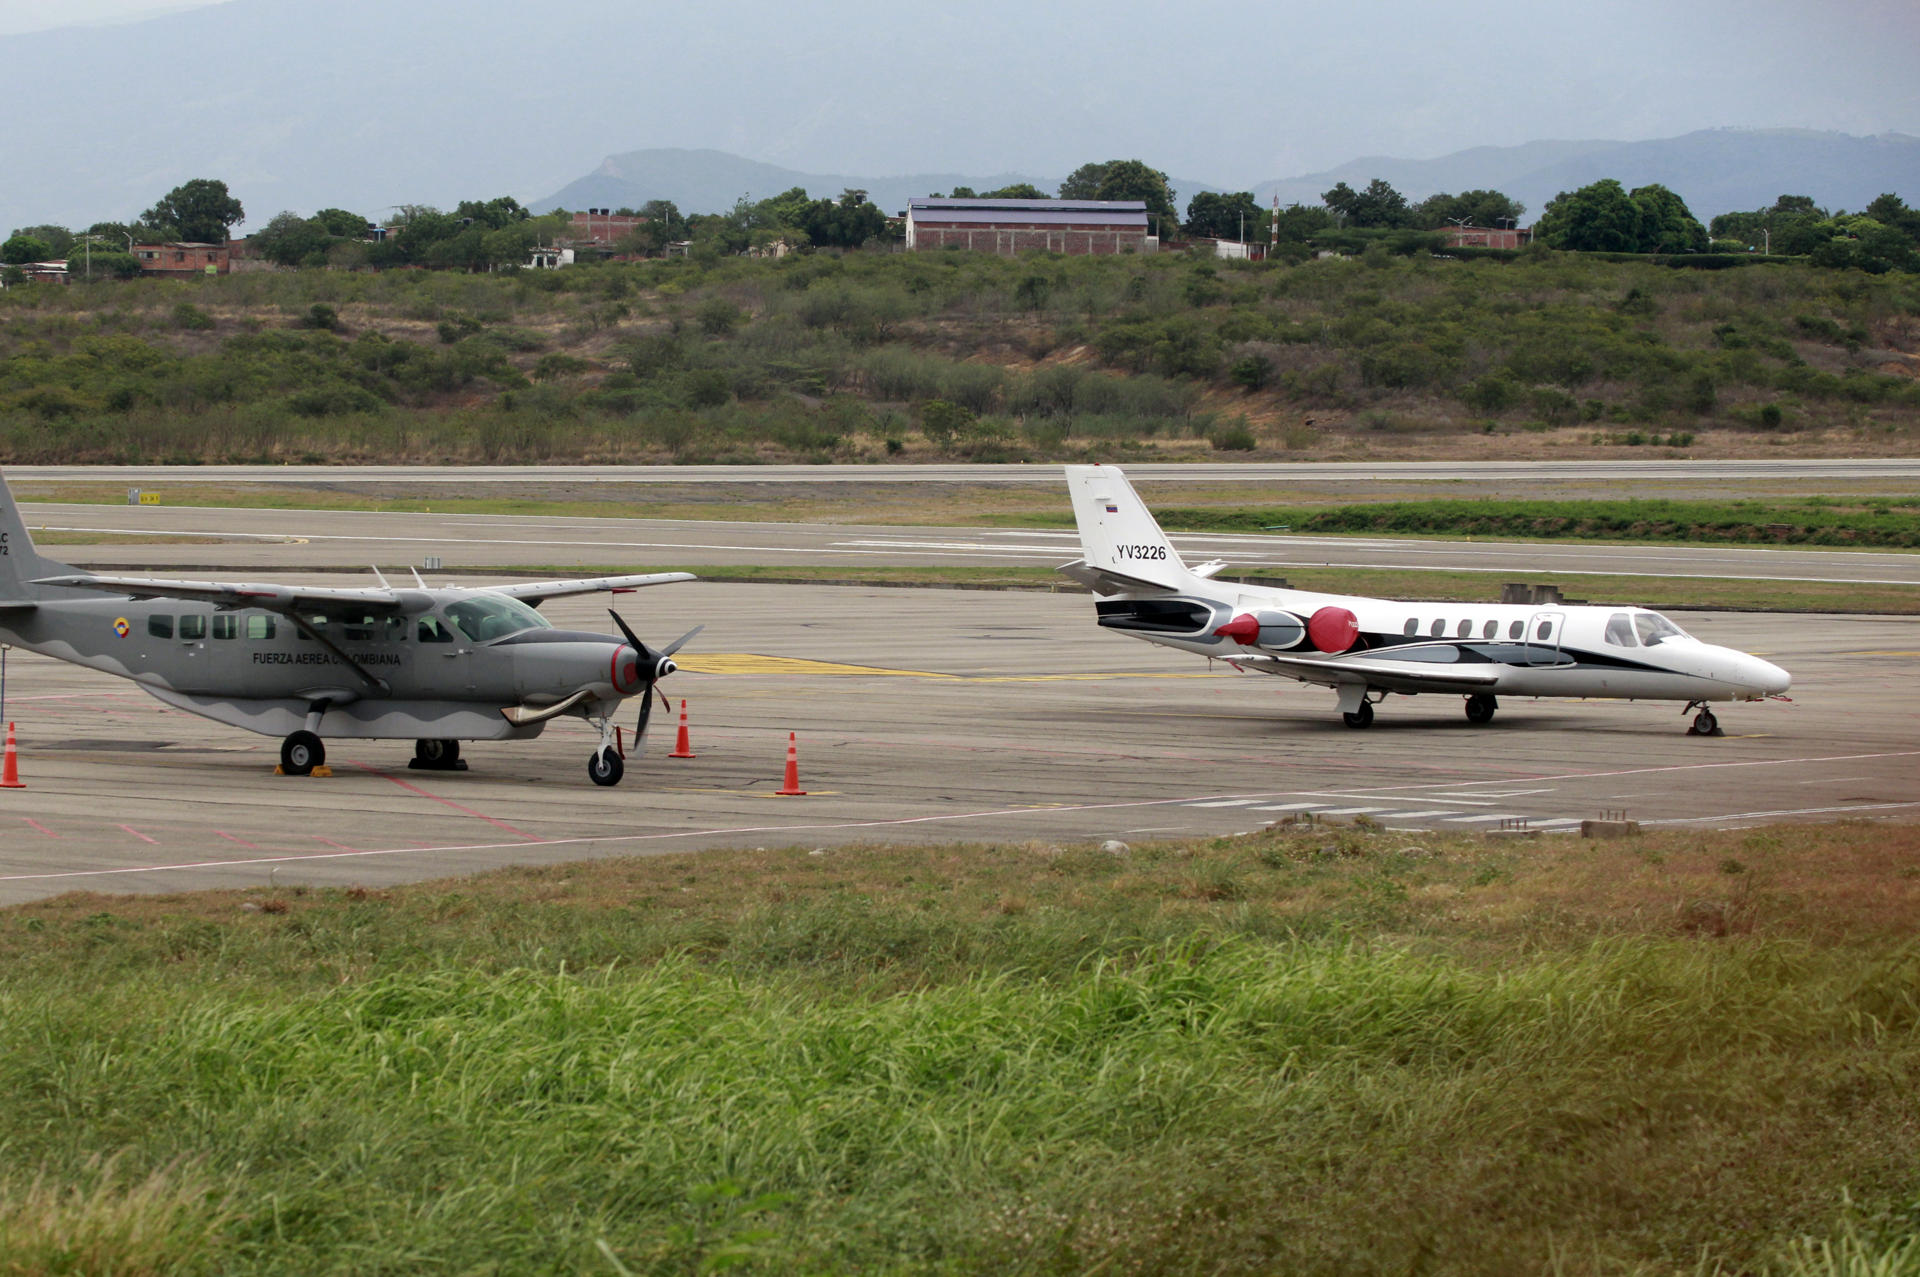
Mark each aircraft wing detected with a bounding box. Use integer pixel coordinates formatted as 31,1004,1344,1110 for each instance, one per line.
33,574,412,613
486,572,696,605
1231,651,1503,693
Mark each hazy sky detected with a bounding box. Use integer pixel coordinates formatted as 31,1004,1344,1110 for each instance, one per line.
1,0,1916,231
2,0,1911,179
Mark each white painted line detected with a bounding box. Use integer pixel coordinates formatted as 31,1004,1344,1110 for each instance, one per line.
1313,807,1388,816
1444,814,1527,824
1377,810,1461,820
1187,798,1267,808
1248,802,1324,812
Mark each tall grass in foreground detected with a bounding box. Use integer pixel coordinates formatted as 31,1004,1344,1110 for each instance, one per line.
4,836,1920,1276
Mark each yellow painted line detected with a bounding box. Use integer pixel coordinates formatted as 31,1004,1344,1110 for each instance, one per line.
676,654,1226,681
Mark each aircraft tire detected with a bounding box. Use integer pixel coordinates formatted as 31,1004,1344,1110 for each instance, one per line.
1692,709,1719,735
588,748,624,787
281,730,324,776
415,738,461,767
1341,702,1374,729
1465,694,1497,725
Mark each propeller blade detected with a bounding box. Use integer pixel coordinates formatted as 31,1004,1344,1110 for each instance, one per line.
633,685,653,757
607,608,648,657
660,624,704,658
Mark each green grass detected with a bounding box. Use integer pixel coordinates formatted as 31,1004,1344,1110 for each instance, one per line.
5,824,1920,1273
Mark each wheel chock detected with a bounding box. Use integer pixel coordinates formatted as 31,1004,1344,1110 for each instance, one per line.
310,765,333,778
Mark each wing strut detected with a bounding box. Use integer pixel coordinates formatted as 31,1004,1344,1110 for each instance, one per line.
283,613,391,694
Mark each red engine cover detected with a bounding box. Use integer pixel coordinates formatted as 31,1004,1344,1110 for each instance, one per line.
1213,613,1260,646
1307,606,1360,653
611,645,643,695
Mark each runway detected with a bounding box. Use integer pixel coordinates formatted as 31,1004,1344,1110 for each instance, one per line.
22,501,1920,587
1,582,1913,906
15,460,1920,485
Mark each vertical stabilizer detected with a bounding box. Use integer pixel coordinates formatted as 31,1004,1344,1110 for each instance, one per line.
1063,464,1191,591
0,468,70,601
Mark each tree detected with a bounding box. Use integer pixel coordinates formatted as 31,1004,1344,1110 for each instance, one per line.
1410,189,1525,230
1629,184,1708,254
1,234,51,265
982,183,1046,199
1534,179,1643,252
1710,195,1831,254
312,208,368,238
453,196,529,230
1272,202,1335,244
10,224,74,257
143,178,245,243
797,189,889,249
1323,178,1410,228
1057,163,1109,200
250,211,332,266
1084,159,1177,239
1864,193,1920,244
1183,190,1262,240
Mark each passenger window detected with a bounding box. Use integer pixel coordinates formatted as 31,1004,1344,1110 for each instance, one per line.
1604,612,1638,647
212,614,238,640
1429,619,1444,637
148,615,173,639
295,615,327,642
1403,618,1417,636
1455,619,1471,638
384,616,409,642
178,615,206,640
1481,619,1497,639
1508,620,1523,639
417,617,454,643
343,613,377,642
246,615,276,640
1535,621,1553,641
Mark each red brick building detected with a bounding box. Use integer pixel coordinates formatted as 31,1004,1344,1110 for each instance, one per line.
906,198,1153,255
568,209,644,245
132,242,231,276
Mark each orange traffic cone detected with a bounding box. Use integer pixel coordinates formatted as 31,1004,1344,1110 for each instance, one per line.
775,731,807,796
668,700,696,759
1,722,23,790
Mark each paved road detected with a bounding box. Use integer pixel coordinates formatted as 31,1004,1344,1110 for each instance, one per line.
23,501,1920,587
14,460,1920,485
1,583,1912,906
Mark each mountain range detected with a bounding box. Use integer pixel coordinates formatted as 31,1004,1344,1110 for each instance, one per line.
0,0,1915,233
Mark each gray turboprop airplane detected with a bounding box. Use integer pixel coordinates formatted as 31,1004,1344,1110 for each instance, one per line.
1062,463,1791,734
0,469,696,785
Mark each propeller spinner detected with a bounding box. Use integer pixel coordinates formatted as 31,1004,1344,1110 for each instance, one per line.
608,610,702,755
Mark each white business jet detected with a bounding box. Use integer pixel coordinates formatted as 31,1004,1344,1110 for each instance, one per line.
1060,464,1790,734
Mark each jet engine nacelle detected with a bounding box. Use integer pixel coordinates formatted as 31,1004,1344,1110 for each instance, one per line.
1213,610,1308,649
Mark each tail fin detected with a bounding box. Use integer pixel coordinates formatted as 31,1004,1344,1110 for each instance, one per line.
1062,464,1191,592
0,467,69,602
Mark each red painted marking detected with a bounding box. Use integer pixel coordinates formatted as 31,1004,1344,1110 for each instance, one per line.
1212,613,1259,645
315,837,361,851
216,830,258,848
1307,606,1360,653
117,824,157,844
354,764,539,841
23,818,59,838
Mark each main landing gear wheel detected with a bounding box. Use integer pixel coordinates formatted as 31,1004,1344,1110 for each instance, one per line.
411,738,464,770
1465,693,1498,725
1342,701,1375,729
587,748,625,787
1691,708,1720,736
280,730,325,776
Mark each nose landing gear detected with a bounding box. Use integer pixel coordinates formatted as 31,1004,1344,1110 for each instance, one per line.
1685,703,1722,736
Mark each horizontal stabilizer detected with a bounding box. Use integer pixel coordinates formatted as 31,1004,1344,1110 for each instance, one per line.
1056,559,1179,596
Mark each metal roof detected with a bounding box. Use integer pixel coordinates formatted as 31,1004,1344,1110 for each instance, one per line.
908,197,1148,228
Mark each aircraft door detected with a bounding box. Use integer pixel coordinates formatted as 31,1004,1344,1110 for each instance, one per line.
416,614,473,691
1524,610,1566,665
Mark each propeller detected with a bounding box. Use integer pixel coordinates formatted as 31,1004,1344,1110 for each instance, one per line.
609,611,703,756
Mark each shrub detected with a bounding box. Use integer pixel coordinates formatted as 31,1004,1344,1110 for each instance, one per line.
1229,353,1271,392
919,399,976,445
1209,421,1257,451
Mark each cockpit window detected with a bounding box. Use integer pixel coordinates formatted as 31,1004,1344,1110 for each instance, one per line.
1634,611,1687,646
1604,612,1638,647
444,594,552,643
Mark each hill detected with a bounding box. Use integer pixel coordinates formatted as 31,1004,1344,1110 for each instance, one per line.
1254,129,1920,222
